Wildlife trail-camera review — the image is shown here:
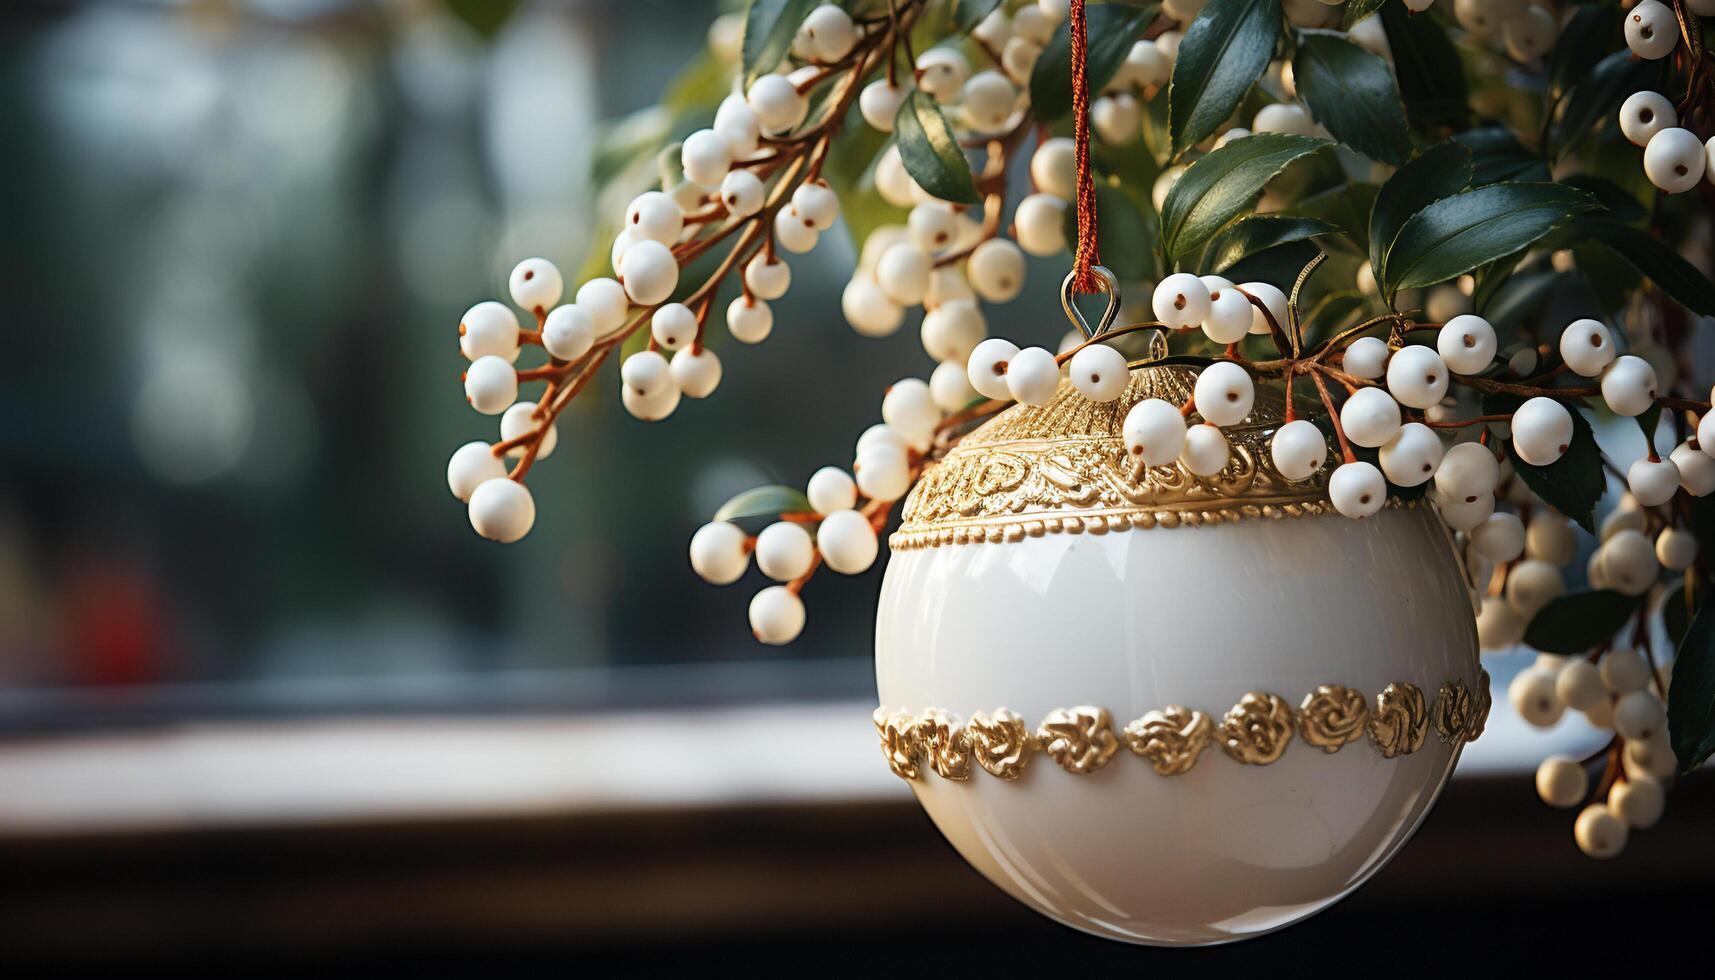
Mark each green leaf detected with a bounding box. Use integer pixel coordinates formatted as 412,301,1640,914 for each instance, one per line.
1483,268,1564,332
1289,181,1378,250
1558,175,1648,224
1664,582,1693,649
1368,140,1473,291
1378,0,1468,130
1572,219,1715,317
1523,590,1640,654
1547,6,1620,107
1453,127,1551,185
1220,238,1324,288
1206,215,1337,274
893,90,982,205
1550,49,1662,160
1062,181,1157,281
1341,0,1386,29
953,0,1005,33
742,0,816,82
1384,182,1596,295
1669,603,1715,774
1030,4,1158,120
1291,32,1411,166
1167,0,1281,157
1160,132,1328,266
714,485,813,523
1490,394,1605,532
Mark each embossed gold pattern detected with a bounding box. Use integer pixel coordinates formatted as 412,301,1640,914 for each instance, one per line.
1123,706,1213,775
966,708,1034,780
874,707,925,781
922,708,973,781
1298,684,1370,752
1038,706,1121,774
877,680,1478,781
1368,682,1429,758
889,371,1384,551
1433,680,1474,744
1220,692,1297,765
1466,669,1492,743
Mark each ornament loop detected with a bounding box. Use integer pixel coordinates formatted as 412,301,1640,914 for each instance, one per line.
1060,265,1121,340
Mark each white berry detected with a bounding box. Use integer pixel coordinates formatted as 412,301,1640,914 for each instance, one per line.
930,359,979,413
749,585,805,644
968,239,1027,303
1671,442,1715,496
1124,398,1189,466
773,205,820,253
720,170,765,218
465,356,518,415
1613,689,1666,742
670,347,722,399
1510,397,1574,466
1628,456,1680,507
1013,192,1068,256
876,243,931,305
690,521,749,585
755,521,815,581
1624,0,1678,60
1600,531,1659,598
727,296,774,344
920,298,987,363
1644,127,1707,194
541,305,594,362
1437,314,1497,375
461,301,521,363
509,257,563,313
468,478,535,543
747,74,807,133
499,401,557,459
448,441,507,501
916,47,970,102
967,337,1020,401
1556,659,1607,712
1476,595,1526,650
801,4,856,62
1609,776,1665,829
1338,386,1401,448
1193,362,1255,427
1601,355,1659,416
859,80,909,132
576,277,630,334
817,509,878,575
650,303,697,350
1470,512,1526,562
855,445,912,502
1329,461,1387,519
1536,755,1588,808
1180,424,1231,477
1506,559,1565,616
1343,336,1389,379
792,179,840,230
1385,345,1450,409
806,466,858,515
1006,346,1062,406
1030,137,1076,199
1619,91,1675,147
618,239,678,305
1271,419,1328,481
1239,282,1287,335
1379,422,1443,486
1201,285,1254,345
841,277,904,337
882,377,941,451
1509,666,1565,728
626,191,685,244
1069,344,1130,403
1574,803,1627,858
1152,273,1211,330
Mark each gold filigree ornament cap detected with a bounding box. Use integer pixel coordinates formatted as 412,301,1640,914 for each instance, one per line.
893,270,1349,552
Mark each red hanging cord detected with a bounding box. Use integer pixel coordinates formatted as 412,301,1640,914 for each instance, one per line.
1068,0,1102,294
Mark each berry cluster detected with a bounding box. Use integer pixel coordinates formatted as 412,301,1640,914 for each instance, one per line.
441,0,1715,854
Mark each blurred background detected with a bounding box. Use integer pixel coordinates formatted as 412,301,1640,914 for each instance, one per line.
0,0,1709,973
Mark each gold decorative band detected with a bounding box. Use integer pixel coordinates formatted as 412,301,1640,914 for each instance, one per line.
891,371,1355,551
874,672,1490,782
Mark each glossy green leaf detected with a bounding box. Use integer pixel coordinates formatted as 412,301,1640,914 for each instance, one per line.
1558,175,1648,224
1031,4,1158,120
1550,49,1662,160
742,0,816,82
1487,393,1605,532
1369,140,1472,291
1378,0,1468,129
1669,603,1715,774
1221,238,1324,289
1384,182,1596,295
1160,132,1328,266
1291,32,1411,166
893,91,982,205
1524,590,1640,654
1167,0,1281,157
1547,6,1620,106
714,485,813,523
1453,127,1551,185
1206,215,1337,274
1573,219,1715,317
1289,181,1377,250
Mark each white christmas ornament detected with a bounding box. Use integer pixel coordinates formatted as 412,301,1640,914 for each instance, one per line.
876,366,1483,946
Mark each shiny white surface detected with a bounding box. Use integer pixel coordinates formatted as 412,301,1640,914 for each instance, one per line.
875,505,1478,945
